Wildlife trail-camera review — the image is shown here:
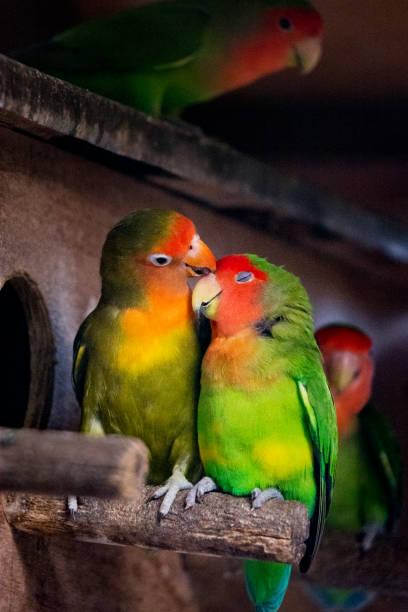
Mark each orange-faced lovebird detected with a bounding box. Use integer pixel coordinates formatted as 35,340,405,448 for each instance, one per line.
186,255,337,611
71,209,215,518
12,0,323,116
307,324,402,611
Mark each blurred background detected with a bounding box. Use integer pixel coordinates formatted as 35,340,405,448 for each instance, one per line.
0,1,407,611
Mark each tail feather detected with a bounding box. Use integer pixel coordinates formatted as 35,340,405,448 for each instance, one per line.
244,561,292,612
307,585,376,611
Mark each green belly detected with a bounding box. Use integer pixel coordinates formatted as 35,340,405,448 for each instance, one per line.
198,377,316,514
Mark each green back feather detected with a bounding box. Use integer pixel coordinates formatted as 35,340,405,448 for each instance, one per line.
247,255,337,571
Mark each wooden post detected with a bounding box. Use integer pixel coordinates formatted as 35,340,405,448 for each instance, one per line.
3,489,309,565
0,428,148,500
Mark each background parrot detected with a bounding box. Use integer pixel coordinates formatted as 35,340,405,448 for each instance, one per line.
11,0,323,117
186,254,337,612
72,208,215,518
307,324,403,611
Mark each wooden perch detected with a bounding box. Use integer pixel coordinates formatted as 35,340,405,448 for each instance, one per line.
0,428,148,500
303,530,408,598
2,488,309,565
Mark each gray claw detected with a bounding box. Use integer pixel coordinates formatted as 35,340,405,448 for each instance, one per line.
150,471,193,519
251,487,284,509
185,476,218,509
67,495,78,519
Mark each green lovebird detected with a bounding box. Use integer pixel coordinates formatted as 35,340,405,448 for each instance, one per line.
187,254,337,612
307,324,403,611
71,209,216,517
12,0,323,116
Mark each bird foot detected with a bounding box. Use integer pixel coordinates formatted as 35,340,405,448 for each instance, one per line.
185,476,218,509
149,471,193,520
251,487,284,510
67,495,78,519
360,522,384,552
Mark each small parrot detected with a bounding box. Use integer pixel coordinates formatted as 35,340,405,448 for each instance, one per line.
11,0,323,116
71,208,216,517
186,254,337,612
308,324,403,611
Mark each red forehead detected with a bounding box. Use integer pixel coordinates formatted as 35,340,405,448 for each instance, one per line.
315,325,372,352
264,8,323,37
155,214,195,256
216,255,267,280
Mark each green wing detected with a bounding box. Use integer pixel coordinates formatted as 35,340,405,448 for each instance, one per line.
72,315,92,407
15,3,210,74
296,371,337,572
358,403,403,530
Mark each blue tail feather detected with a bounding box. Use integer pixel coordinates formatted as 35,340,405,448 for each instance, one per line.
244,561,292,612
307,585,376,611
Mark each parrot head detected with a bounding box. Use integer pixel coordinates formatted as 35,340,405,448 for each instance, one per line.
222,0,323,91
100,209,215,306
315,324,374,434
192,253,313,339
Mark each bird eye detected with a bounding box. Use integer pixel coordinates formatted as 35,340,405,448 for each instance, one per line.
147,254,173,267
278,17,292,31
235,271,254,284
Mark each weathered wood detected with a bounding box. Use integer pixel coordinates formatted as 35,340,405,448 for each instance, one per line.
303,530,408,597
0,54,407,264
3,489,309,565
0,428,148,499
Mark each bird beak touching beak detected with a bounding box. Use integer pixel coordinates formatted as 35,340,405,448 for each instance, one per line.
289,36,322,74
192,274,222,319
184,239,216,277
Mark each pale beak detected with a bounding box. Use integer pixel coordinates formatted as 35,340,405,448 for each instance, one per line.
192,274,222,320
324,351,361,394
289,36,322,74
184,239,216,277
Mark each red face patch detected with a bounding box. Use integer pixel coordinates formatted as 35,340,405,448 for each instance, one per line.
154,213,196,259
213,255,268,336
263,8,323,40
315,325,372,353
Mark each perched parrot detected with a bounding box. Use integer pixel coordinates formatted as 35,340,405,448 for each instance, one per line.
11,0,323,116
308,324,403,611
186,254,337,612
71,208,216,517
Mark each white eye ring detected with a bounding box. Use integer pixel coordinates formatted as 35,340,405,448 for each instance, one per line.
235,271,254,283
147,253,173,267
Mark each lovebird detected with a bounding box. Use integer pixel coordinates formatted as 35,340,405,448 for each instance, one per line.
186,254,337,611
308,324,403,611
12,0,323,116
72,209,216,517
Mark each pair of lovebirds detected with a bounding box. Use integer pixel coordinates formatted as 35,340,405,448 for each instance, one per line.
73,209,401,612
73,208,336,612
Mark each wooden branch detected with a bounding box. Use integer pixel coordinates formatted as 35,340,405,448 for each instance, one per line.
0,428,148,500
0,54,407,264
2,489,309,565
301,530,408,597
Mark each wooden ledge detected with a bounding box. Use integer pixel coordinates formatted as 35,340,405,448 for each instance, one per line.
2,489,309,565
0,54,407,264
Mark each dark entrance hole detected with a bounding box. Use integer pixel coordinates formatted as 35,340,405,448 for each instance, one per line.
0,274,55,429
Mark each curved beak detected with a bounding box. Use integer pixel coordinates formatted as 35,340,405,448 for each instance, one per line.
192,274,222,319
324,351,361,394
184,239,216,277
289,36,322,74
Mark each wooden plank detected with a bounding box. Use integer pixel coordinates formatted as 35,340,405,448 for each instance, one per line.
0,54,407,264
0,428,148,500
3,489,309,565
